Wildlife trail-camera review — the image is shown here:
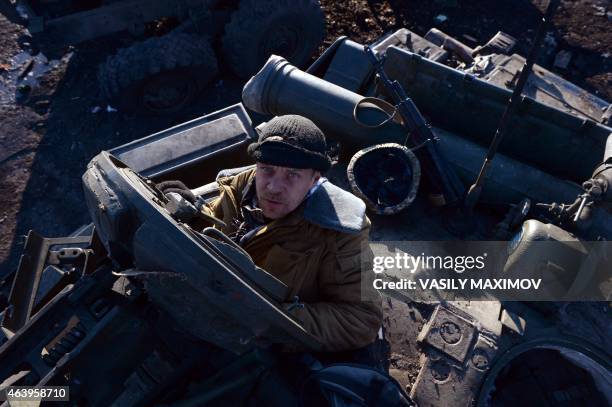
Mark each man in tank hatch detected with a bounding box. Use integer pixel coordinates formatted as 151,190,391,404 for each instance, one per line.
201,114,383,355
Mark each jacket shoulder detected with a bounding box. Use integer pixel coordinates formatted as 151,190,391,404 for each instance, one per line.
304,181,367,235
216,166,255,191
216,165,255,181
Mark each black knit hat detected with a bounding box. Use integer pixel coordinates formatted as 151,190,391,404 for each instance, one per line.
248,115,332,172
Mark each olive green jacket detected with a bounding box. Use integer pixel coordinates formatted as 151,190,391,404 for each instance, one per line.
204,168,382,352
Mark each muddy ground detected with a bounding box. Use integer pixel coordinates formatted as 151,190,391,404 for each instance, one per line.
0,0,611,391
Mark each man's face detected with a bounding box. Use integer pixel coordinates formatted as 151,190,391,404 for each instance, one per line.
255,163,320,219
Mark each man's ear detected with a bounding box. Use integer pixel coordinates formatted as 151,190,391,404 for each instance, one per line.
312,170,321,182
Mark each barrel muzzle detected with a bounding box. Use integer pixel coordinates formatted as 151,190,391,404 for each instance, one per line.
242,55,292,115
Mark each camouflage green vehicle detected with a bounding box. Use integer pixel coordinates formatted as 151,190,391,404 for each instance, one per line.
0,11,611,407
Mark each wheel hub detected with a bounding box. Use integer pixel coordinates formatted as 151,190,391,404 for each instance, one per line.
260,25,300,63
142,72,194,114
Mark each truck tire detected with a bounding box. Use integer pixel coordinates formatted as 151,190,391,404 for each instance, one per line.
98,33,218,115
222,0,325,78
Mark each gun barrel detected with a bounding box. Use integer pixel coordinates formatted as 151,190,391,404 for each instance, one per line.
242,55,407,147
365,45,465,204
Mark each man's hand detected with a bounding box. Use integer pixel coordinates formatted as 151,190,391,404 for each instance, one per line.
157,180,227,228
157,180,196,204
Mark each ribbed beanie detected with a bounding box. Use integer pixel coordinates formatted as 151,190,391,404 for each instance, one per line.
247,115,331,172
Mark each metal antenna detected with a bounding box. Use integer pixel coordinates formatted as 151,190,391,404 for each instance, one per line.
463,0,560,213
